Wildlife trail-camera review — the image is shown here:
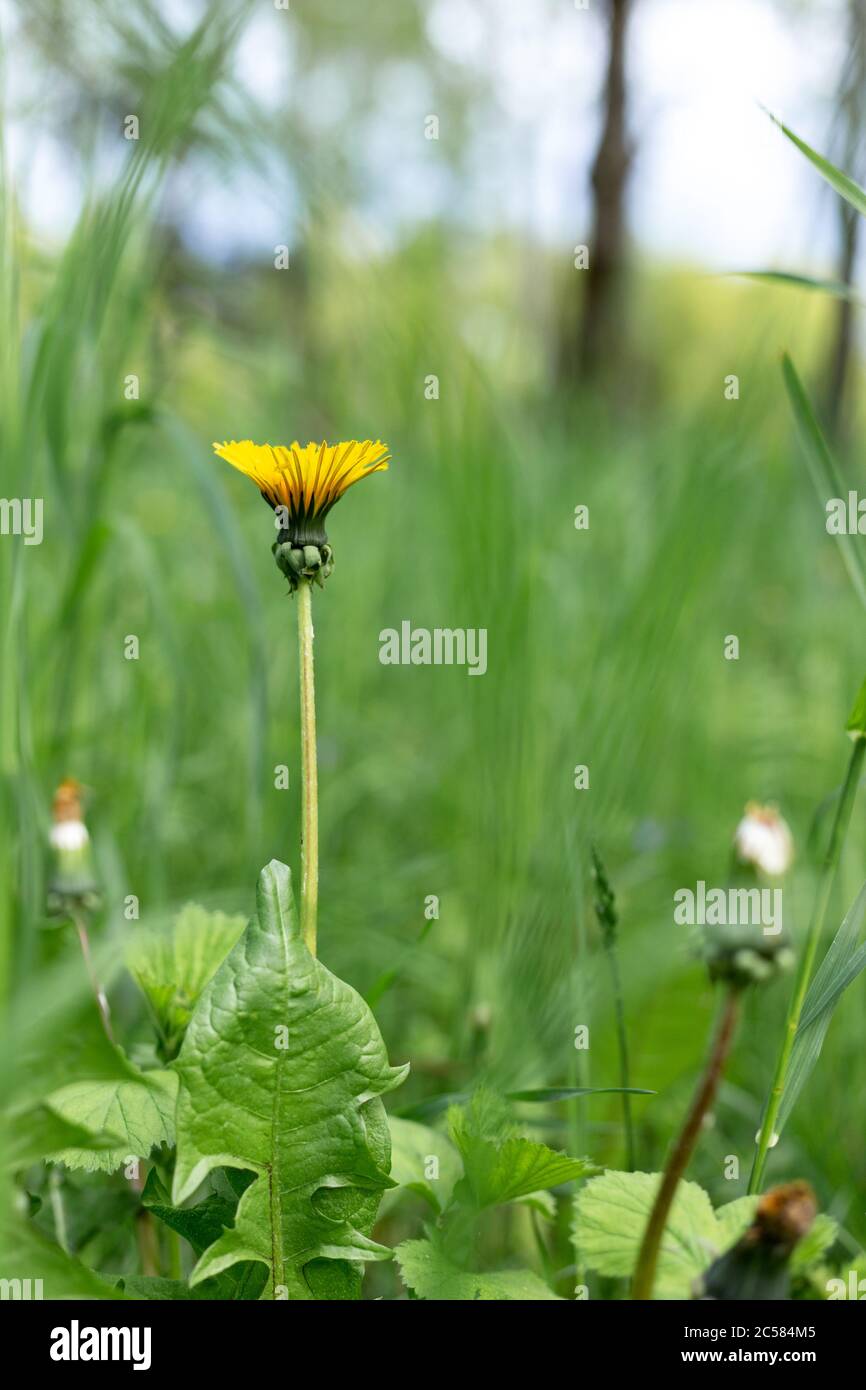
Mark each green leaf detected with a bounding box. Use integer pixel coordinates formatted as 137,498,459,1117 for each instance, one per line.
140,1169,267,1300
452,1121,595,1209
781,353,866,613
4,1103,125,1170
776,879,866,1133
386,1116,462,1213
766,110,866,219
396,1091,469,1122
46,1067,178,1173
846,677,866,740
513,1189,557,1220
9,970,133,1104
128,903,247,1058
791,1213,837,1274
573,1170,725,1299
172,860,408,1300
0,1212,125,1299
116,1275,208,1300
714,1196,759,1249
395,1238,562,1301
733,270,863,303
142,1168,234,1255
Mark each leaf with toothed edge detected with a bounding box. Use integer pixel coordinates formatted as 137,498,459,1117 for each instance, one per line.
172,860,408,1299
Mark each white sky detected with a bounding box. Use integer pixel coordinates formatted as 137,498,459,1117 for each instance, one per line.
0,0,854,274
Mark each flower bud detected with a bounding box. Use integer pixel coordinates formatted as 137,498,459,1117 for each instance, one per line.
47,779,100,912
734,803,793,877
272,539,335,591
704,924,794,990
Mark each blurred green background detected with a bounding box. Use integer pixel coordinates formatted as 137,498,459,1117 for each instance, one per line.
1,0,865,1289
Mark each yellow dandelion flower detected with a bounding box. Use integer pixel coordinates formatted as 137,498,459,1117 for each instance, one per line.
213,439,390,589
213,439,389,537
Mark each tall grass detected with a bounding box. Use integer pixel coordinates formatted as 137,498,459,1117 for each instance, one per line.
1,2,865,1279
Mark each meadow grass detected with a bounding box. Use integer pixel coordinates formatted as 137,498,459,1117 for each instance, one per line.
1,10,865,1294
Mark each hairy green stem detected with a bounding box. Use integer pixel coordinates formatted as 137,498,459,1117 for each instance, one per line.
749,734,866,1193
632,990,740,1301
297,580,318,956
71,906,114,1043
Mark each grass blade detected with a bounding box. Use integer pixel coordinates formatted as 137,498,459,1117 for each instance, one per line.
781,353,866,611
732,270,864,303
506,1086,655,1103
766,109,866,219
777,879,866,1131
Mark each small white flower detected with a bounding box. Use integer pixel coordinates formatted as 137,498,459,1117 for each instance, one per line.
734,803,793,877
50,819,90,852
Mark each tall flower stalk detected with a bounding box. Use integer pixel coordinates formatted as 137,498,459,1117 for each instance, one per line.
632,923,793,1300
632,988,740,1301
213,436,391,959
296,578,319,955
749,710,866,1193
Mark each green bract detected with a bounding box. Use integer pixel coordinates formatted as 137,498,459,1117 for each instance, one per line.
171,859,408,1299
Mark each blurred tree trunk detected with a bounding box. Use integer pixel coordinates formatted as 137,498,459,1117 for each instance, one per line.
560,0,635,384
825,0,866,441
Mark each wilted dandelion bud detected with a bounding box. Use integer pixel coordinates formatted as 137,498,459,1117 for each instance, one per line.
734,803,793,877
47,779,100,912
696,1181,817,1300
704,924,794,990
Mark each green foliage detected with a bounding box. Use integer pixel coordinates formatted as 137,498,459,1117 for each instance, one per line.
386,1116,462,1213
734,270,863,302
790,1214,837,1275
396,1237,563,1301
4,1104,123,1171
767,110,866,220
451,1119,595,1210
0,1210,126,1300
781,353,866,612
128,903,247,1059
574,1171,755,1299
45,1069,178,1174
141,1170,268,1299
4,2,866,1304
574,1171,835,1300
505,1087,655,1102
776,879,866,1133
847,677,866,740
171,860,407,1299
389,1091,593,1298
